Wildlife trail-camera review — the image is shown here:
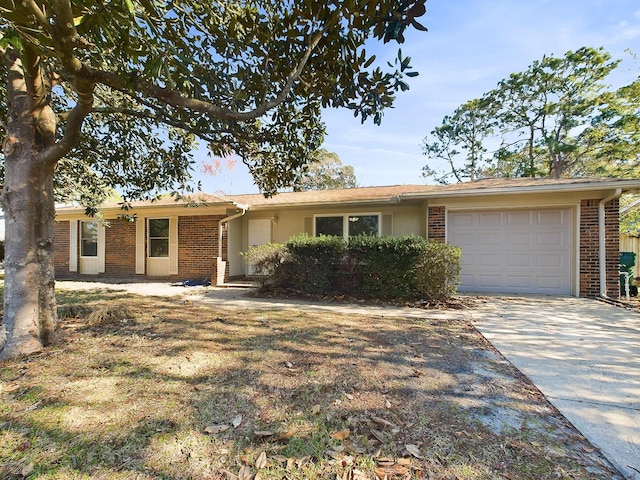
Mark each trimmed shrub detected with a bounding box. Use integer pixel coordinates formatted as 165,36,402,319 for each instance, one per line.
243,243,290,289
413,241,461,301
348,235,427,298
245,235,461,301
285,234,346,294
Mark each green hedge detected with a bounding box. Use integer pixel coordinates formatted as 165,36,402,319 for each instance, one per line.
245,235,461,301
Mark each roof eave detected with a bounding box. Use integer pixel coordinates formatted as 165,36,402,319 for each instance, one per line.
400,180,640,199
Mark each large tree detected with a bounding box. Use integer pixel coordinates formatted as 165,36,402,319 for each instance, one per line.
423,47,640,183
292,148,357,191
0,0,428,358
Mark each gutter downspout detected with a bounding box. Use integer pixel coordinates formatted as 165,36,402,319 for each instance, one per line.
217,203,249,285
218,204,249,257
599,189,622,297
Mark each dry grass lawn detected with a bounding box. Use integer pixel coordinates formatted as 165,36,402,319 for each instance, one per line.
0,288,623,479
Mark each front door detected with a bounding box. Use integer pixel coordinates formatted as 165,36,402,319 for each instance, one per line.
247,218,272,275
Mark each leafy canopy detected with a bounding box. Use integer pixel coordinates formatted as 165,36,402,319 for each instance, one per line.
422,47,640,184
0,0,427,202
292,148,357,191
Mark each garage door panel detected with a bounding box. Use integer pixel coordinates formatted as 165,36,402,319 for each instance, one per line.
451,213,474,226
478,213,501,226
538,254,564,267
538,210,565,224
538,276,563,290
507,232,531,246
478,254,502,267
479,232,501,244
449,208,572,295
507,211,531,225
506,275,531,288
507,254,532,267
537,231,565,246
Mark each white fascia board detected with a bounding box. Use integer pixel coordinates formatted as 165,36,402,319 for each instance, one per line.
399,180,640,200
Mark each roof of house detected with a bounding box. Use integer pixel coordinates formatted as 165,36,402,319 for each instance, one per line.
55,177,640,214
227,177,640,208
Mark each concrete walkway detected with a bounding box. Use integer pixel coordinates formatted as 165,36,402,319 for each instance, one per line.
470,296,640,480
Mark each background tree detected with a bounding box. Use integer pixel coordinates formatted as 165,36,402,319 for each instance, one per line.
422,98,495,184
0,0,428,358
422,47,640,183
293,149,357,191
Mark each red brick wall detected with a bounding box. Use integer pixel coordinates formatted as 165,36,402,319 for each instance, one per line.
427,206,446,242
178,215,222,280
54,214,226,282
579,198,620,298
104,220,137,277
53,221,70,275
605,198,620,297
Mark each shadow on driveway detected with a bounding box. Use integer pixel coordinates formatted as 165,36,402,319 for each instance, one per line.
470,296,640,480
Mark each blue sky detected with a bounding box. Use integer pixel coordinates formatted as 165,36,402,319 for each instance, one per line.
197,0,640,195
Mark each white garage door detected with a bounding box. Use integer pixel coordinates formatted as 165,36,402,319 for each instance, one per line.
448,209,572,295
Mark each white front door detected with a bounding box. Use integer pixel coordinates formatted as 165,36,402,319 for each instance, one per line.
247,218,272,275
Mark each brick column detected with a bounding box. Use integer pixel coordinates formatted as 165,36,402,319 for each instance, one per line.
580,198,620,298
427,206,446,243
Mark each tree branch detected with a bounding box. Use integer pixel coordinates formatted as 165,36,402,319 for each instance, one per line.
86,30,326,122
34,0,95,167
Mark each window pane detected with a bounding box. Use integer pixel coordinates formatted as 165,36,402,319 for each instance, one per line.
149,219,169,238
81,239,98,257
80,221,98,257
316,216,343,237
150,238,169,257
81,221,97,238
348,215,379,237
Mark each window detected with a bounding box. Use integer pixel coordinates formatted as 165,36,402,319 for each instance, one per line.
315,214,380,239
348,215,379,237
148,218,169,257
80,221,98,257
316,216,343,237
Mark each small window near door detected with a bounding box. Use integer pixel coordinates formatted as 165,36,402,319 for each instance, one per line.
148,218,169,257
80,221,98,257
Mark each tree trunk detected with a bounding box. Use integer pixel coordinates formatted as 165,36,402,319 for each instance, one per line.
0,49,58,359
1,156,57,359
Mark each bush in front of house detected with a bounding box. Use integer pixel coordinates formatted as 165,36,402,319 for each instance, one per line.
285,234,347,294
241,243,290,289
413,240,462,301
246,235,461,301
348,235,427,298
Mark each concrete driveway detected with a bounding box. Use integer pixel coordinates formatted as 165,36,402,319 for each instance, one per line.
470,296,640,480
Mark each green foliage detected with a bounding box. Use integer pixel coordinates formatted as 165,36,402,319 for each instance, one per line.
348,235,426,298
285,235,347,294
243,243,289,289
0,0,427,201
292,149,358,191
423,47,640,183
254,235,461,301
413,242,461,301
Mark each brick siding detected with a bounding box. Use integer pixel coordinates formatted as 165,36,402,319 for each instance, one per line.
579,198,619,298
54,214,227,282
427,206,446,242
104,220,137,277
178,215,222,280
53,221,70,275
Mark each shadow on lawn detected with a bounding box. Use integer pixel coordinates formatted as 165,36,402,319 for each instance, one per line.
0,292,625,479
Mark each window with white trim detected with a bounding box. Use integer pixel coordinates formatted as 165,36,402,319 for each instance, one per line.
315,214,380,239
80,221,98,257
148,218,170,257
